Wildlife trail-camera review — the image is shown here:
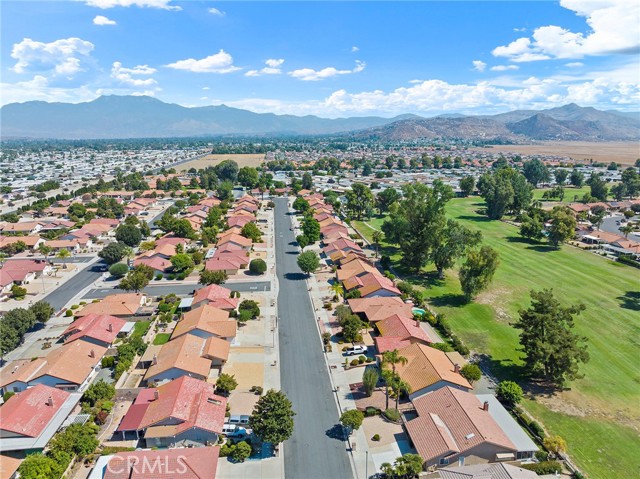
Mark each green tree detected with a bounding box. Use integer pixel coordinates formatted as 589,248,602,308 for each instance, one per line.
18,453,66,479
214,159,239,182
249,258,267,275
296,234,309,251
239,299,260,318
388,373,412,410
382,181,453,272
200,270,227,285
56,248,71,268
459,246,499,302
514,289,589,385
393,453,423,478
460,364,482,384
362,367,379,397
82,380,115,407
621,167,640,197
171,253,194,273
372,230,383,258
340,409,364,433
216,180,234,201
241,222,262,242
523,159,550,187
519,214,544,242
570,169,585,188
547,206,576,247
431,219,482,279
109,262,129,277
216,373,238,394
49,423,98,458
478,171,514,220
231,441,252,462
249,389,295,444
172,218,196,239
115,224,142,247
297,250,320,276
587,173,608,201
459,175,475,196
554,169,569,185
495,380,523,407
237,166,259,188
119,269,150,292
382,349,408,409
29,300,54,323
301,172,314,190
292,197,310,213
342,314,366,343
376,188,400,214
301,216,320,243
345,183,374,220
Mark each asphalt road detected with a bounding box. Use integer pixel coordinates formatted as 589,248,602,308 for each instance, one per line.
83,281,271,299
600,214,640,240
274,198,353,479
42,258,103,311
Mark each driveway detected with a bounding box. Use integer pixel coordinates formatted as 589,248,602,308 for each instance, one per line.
274,198,353,479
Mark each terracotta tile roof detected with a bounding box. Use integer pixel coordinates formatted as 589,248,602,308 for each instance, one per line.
217,233,251,248
171,304,235,340
62,314,128,345
144,335,213,382
323,238,362,256
343,271,400,297
0,259,48,285
155,235,191,248
227,215,254,228
137,376,226,435
203,336,231,361
103,447,220,479
77,293,144,317
133,255,172,273
0,453,22,479
0,341,106,388
205,258,243,272
348,296,413,322
376,315,438,344
0,384,71,437
438,463,538,479
336,259,378,281
0,235,42,248
391,343,472,393
373,336,411,354
192,285,238,310
406,387,515,464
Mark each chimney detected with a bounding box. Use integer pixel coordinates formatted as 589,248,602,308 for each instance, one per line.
89,349,95,358
454,363,460,374
46,396,54,406
483,401,489,412
152,354,157,365
154,390,159,401
415,319,420,328
107,323,113,332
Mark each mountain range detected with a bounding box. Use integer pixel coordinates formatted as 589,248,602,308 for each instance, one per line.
1,95,638,141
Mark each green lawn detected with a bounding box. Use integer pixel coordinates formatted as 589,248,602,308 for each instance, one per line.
132,320,151,339
353,198,640,479
152,332,171,345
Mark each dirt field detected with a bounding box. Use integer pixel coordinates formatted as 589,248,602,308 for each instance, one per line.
178,153,265,171
483,141,640,165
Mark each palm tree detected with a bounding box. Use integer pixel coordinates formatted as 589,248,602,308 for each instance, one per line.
330,282,344,302
56,248,71,269
381,349,408,409
372,230,383,258
389,374,412,410
38,244,52,262
620,224,634,238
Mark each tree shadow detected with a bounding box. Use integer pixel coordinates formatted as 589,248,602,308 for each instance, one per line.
617,291,640,311
429,293,467,308
475,353,528,385
457,214,491,223
526,244,557,253
284,272,307,281
506,236,535,244
325,424,347,441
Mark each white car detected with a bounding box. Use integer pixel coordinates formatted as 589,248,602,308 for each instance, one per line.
344,345,368,356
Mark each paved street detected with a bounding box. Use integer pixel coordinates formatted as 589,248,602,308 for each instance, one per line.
600,214,640,240
83,281,271,300
41,257,102,311
274,198,353,479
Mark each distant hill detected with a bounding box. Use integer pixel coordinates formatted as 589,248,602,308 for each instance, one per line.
0,96,637,141
354,103,640,142
0,95,419,139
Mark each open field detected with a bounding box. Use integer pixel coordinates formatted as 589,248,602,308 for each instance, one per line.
481,141,640,166
178,153,265,171
353,197,640,479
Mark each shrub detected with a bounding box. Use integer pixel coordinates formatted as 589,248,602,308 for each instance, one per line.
460,364,482,384
350,359,359,366
358,355,366,364
109,263,129,278
239,299,260,319
543,435,567,455
155,273,163,280
372,434,380,441
219,443,234,457
65,309,74,317
322,332,331,345
380,255,391,269
365,407,378,417
535,450,549,461
249,259,267,275
529,420,546,439
231,441,252,462
3,391,15,402
430,342,453,352
101,356,115,368
70,304,79,310
383,408,401,422
365,357,374,363
496,381,524,407
522,461,562,475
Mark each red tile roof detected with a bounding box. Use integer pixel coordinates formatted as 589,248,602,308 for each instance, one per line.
376,314,438,344
62,314,127,345
192,284,238,310
0,384,70,437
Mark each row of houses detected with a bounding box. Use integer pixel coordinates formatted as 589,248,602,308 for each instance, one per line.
298,191,539,472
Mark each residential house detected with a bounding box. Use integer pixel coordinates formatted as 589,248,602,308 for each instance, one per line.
342,271,401,298
191,284,239,311
76,293,147,318
437,463,537,479
376,315,440,346
0,259,52,298
61,314,129,347
171,304,236,342
348,296,414,323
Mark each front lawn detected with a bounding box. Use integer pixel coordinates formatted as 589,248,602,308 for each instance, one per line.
152,333,171,345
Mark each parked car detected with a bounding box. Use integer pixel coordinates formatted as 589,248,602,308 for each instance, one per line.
344,345,368,356
226,414,250,426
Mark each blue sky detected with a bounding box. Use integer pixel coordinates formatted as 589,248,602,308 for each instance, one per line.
1,1,638,117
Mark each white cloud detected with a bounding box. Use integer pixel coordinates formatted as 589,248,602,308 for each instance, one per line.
84,0,180,10
165,50,240,73
0,76,99,105
93,15,117,25
351,46,359,52
111,61,158,86
245,58,285,77
11,37,95,78
513,27,527,32
472,60,487,72
493,0,640,62
490,65,519,71
289,60,365,81
202,86,210,90
565,62,584,68
208,7,224,16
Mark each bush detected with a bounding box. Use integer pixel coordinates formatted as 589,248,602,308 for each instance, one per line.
365,407,379,417
350,359,359,366
383,408,401,422
239,299,260,319
322,332,331,345
496,381,524,407
460,364,482,384
249,258,267,275
109,263,129,278
155,273,163,280
219,443,234,457
358,355,366,364
529,420,546,439
70,304,79,310
365,357,374,363
3,391,15,402
101,356,115,368
65,309,74,317
522,461,562,475
372,434,380,441
380,255,391,269
231,441,252,462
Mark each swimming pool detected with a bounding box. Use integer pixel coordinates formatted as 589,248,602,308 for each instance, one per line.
412,307,426,316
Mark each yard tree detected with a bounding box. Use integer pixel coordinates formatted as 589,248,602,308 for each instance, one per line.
388,374,412,410
231,441,252,462
342,314,366,343
216,373,238,394
362,162,373,176
297,250,320,275
523,159,550,187
18,453,66,479
611,183,627,201
239,299,260,318
570,169,585,188
385,156,395,169
459,246,499,302
82,380,115,407
216,180,234,201
554,169,569,185
514,289,589,385
372,230,383,257
345,183,374,220
241,222,262,242
519,214,544,242
301,172,314,190
292,197,310,213
237,166,259,188
29,301,54,324
393,453,424,478
547,206,576,247
431,219,482,279
460,364,482,384
301,216,320,243
296,234,309,251
249,389,295,444
249,258,267,275
340,409,364,433
382,181,453,272
214,159,239,182
543,436,568,455
376,187,400,214
362,367,379,397
115,224,142,247
621,167,640,197
478,171,514,220
170,253,194,273
459,175,475,196
172,218,196,239
56,248,71,268
199,270,227,285
587,173,608,201
495,380,523,407
119,269,151,293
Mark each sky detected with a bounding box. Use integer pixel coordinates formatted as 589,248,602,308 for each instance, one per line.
1,0,639,118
